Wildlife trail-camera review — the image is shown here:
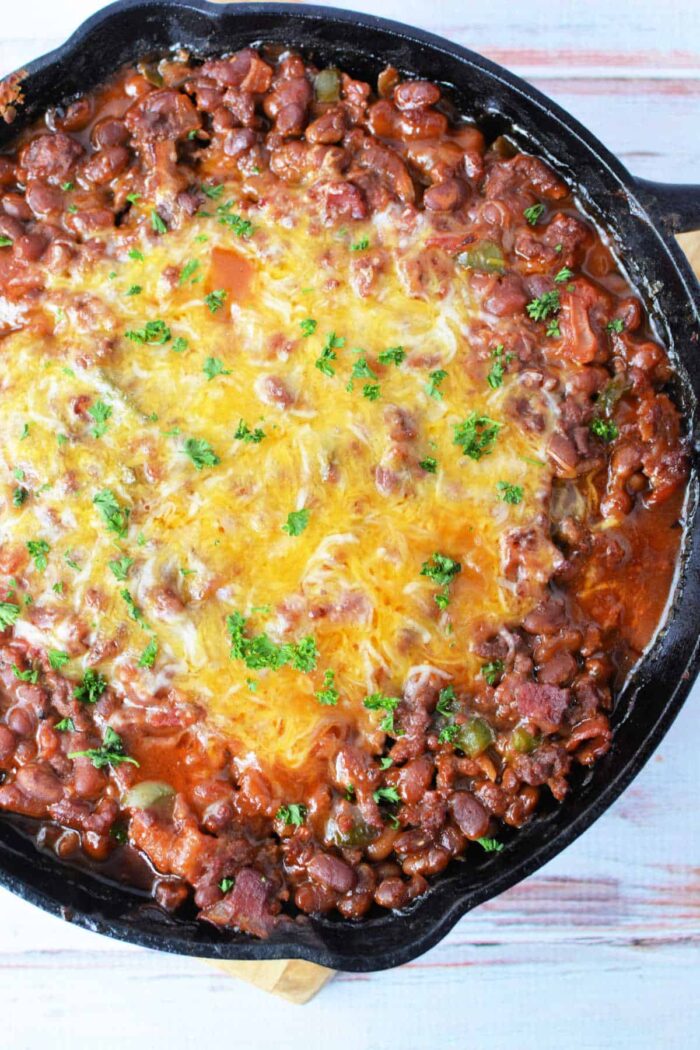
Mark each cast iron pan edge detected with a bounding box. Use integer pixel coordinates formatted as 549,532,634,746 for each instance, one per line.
0,1,698,972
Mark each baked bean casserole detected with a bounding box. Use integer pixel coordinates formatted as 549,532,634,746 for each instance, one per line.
0,47,689,936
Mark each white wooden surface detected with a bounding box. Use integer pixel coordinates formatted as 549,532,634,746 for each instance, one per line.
2,3,699,1047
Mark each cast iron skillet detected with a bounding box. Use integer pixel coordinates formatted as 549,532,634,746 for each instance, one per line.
0,0,698,973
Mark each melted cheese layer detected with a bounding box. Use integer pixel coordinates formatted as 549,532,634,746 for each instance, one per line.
0,187,556,775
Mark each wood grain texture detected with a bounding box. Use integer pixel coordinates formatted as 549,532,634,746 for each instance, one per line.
1,2,699,1045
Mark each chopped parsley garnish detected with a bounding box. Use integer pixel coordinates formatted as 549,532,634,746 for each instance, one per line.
183,437,220,470
55,717,75,732
216,201,254,238
477,837,504,853
64,552,81,570
13,487,28,507
363,383,381,401
436,684,457,717
27,539,50,572
67,204,78,215
120,588,148,627
69,725,139,769
315,669,339,706
234,419,265,444
203,356,232,380
94,489,130,538
20,423,29,441
0,601,20,629
497,481,524,504
487,344,511,389
419,457,438,474
88,399,112,439
125,284,142,296
172,337,188,353
125,320,171,345
151,209,167,234
590,417,619,442
373,786,400,805
219,877,235,893
523,203,545,225
227,612,318,673
425,368,447,400
0,235,13,247
179,259,201,284
526,290,560,322
300,318,317,337
350,236,370,252
52,582,63,595
61,181,74,192
363,692,401,736
108,556,134,581
606,318,625,333
48,650,70,671
554,266,573,283
438,723,461,744
204,289,227,313
481,659,504,686
276,803,307,826
126,192,141,205
128,248,144,261
421,552,461,609
349,355,376,384
74,669,107,704
138,637,158,669
202,183,224,200
315,331,345,376
379,757,393,770
546,318,561,338
378,345,405,366
12,664,39,683
453,413,503,461
282,508,310,536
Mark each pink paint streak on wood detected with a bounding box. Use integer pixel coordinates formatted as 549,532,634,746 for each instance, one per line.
445,46,700,71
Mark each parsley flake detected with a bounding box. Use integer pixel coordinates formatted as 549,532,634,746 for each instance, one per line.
554,267,573,283
524,203,545,225
55,717,75,732
315,669,339,706
590,417,619,442
276,804,307,826
373,786,400,804
183,437,220,470
88,399,112,439
497,481,523,504
607,318,625,333
94,490,130,538
108,556,134,581
180,259,201,284
481,660,504,686
453,413,503,460
74,669,107,704
216,201,254,238
315,331,345,376
299,318,317,337
477,837,504,853
227,612,318,673
69,725,139,769
138,637,158,669
48,649,70,671
203,356,232,380
27,539,50,572
125,320,171,345
378,346,405,366
151,210,167,234
204,289,227,313
234,420,265,444
282,508,310,537
526,290,560,322
350,236,369,252
419,457,438,474
425,368,447,400
0,601,20,629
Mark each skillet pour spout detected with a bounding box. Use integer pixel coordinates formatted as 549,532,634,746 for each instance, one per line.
0,0,698,972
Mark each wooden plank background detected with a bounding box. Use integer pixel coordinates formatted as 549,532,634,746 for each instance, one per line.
2,2,699,1047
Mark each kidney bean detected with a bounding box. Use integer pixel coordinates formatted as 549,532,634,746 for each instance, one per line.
55,98,93,133
81,145,130,185
0,725,16,760
25,180,64,217
2,192,33,221
16,764,64,804
397,755,434,804
394,80,441,111
6,706,36,737
71,757,107,800
0,214,25,240
423,177,467,212
450,791,490,840
21,133,84,184
308,852,357,893
274,102,308,138
402,845,451,877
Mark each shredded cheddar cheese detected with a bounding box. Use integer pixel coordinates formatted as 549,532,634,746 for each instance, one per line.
0,187,557,776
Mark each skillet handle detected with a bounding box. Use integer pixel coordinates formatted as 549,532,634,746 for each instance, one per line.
633,177,700,234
